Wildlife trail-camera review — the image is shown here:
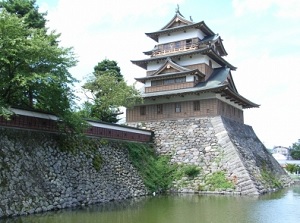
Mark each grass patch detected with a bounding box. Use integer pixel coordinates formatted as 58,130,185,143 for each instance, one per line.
124,142,202,192
206,171,235,191
174,164,200,179
261,167,282,188
92,154,103,171
124,142,177,193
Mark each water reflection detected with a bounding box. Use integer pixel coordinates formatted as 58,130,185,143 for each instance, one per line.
2,186,300,223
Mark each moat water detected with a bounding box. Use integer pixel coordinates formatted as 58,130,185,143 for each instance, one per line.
2,186,300,223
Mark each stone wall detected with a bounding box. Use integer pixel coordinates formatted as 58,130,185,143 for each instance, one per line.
129,116,292,195
0,128,147,218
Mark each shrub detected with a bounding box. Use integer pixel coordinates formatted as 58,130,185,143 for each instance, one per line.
181,165,200,179
261,167,282,188
92,154,103,171
206,171,235,190
124,142,177,193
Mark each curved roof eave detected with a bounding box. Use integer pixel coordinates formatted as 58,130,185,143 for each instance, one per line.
160,13,194,30
215,36,228,56
135,69,204,83
145,21,215,42
218,87,260,108
151,57,190,76
131,48,236,70
141,85,259,109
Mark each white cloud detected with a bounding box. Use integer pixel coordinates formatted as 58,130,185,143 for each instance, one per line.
40,0,184,81
232,0,273,16
275,0,300,19
232,0,300,19
234,53,300,148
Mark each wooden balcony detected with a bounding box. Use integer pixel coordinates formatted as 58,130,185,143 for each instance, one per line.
151,38,204,57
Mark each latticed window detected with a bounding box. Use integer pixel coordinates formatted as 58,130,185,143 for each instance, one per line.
175,103,181,113
163,79,175,85
152,80,163,86
175,41,181,49
175,77,186,83
140,106,146,116
157,104,163,114
193,101,200,111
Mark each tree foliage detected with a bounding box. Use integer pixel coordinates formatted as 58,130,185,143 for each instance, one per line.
0,2,85,133
0,0,46,29
79,59,142,123
93,59,122,81
0,10,77,112
290,140,300,160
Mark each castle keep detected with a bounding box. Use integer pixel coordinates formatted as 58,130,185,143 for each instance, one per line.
126,8,258,124
127,9,292,194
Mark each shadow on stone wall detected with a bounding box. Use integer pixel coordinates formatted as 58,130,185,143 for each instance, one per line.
220,116,292,194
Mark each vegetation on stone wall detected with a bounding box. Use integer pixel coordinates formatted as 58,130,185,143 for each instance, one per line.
124,142,175,192
260,167,282,188
124,142,202,193
205,171,235,191
175,164,201,179
92,154,103,172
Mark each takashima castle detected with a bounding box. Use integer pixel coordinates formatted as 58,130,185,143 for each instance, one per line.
126,8,258,124
125,8,292,195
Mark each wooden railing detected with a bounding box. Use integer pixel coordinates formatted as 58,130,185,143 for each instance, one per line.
151,38,204,57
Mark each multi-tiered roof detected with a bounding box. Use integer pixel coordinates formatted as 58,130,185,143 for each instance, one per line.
131,9,258,109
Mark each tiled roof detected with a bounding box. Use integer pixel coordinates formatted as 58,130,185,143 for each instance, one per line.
135,69,203,83
132,47,236,70
141,67,259,108
145,21,215,42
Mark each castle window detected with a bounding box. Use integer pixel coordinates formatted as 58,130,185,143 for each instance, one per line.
157,104,163,114
164,79,175,85
175,41,181,49
140,106,146,116
152,80,163,86
186,39,192,47
175,103,181,113
209,60,212,68
163,44,170,51
193,101,200,111
175,77,186,83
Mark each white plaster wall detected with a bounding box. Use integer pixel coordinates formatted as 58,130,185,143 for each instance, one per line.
158,29,205,44
147,61,163,71
174,55,221,68
145,81,151,87
186,75,194,82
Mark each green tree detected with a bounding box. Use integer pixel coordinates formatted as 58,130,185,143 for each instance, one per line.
290,140,300,160
93,59,123,81
0,10,80,130
0,0,46,29
79,60,142,123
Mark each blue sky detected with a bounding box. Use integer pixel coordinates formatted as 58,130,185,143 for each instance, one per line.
36,0,300,148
